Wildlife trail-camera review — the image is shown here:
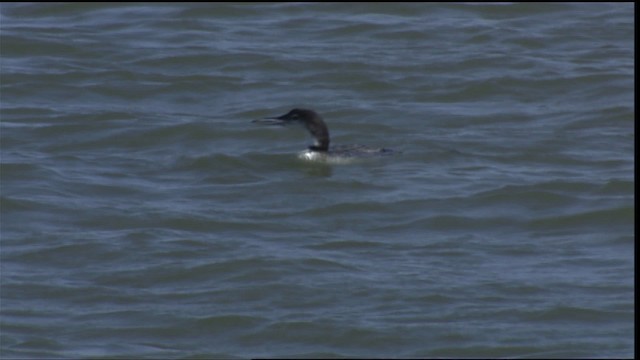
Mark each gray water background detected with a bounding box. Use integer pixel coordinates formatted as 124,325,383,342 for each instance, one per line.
0,3,634,358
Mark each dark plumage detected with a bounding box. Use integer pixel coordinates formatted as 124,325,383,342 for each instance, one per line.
252,108,396,161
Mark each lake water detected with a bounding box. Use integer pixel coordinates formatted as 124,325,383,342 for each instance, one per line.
0,3,634,358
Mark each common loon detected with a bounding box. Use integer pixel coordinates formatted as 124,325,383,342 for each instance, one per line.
252,108,395,162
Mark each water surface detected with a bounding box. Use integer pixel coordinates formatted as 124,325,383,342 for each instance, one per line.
0,3,634,358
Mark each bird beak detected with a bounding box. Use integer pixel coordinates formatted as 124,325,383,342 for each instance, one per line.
251,114,289,125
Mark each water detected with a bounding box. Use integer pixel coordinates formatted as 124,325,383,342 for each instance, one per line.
0,3,634,358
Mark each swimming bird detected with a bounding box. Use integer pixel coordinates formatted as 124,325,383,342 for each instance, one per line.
252,108,395,162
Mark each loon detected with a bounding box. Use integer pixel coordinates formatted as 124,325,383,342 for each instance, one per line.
252,108,394,162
